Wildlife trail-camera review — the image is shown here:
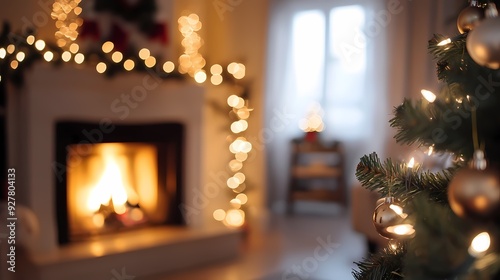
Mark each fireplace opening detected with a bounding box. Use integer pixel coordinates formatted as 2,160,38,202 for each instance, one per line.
55,122,185,245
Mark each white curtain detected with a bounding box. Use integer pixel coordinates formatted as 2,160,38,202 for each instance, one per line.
264,0,388,211
263,0,462,211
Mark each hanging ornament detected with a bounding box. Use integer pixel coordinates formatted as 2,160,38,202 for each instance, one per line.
457,1,484,34
466,3,500,69
372,197,415,240
448,150,500,220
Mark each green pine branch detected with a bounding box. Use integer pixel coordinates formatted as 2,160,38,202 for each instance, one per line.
355,153,453,203
403,194,470,280
353,243,407,280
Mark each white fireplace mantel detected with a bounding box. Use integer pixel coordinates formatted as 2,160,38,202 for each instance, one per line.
5,63,241,280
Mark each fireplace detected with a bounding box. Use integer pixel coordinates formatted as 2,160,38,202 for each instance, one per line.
5,64,241,280
55,122,184,244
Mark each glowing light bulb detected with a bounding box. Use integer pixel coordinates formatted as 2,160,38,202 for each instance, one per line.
236,193,248,204
427,146,434,156
386,224,415,236
469,232,491,257
69,43,79,54
16,51,25,62
43,51,54,62
138,48,150,60
35,40,46,51
408,157,415,168
26,35,35,45
144,56,156,68
225,209,245,227
6,44,15,54
194,70,207,83
437,38,451,46
111,51,123,63
163,61,175,73
96,62,107,73
213,209,226,221
211,75,223,85
102,41,114,53
74,53,84,64
62,51,71,62
10,60,18,69
124,59,135,71
421,89,436,102
210,64,223,75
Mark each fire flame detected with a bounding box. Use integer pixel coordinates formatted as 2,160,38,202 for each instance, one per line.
86,150,139,214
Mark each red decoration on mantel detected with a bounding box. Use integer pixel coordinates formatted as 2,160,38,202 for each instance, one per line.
305,131,318,142
109,23,129,52
148,23,169,45
79,20,101,41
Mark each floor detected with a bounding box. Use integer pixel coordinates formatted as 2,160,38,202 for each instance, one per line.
144,203,367,280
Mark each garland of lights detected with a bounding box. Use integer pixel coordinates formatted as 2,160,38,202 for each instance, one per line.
0,4,251,228
213,94,252,227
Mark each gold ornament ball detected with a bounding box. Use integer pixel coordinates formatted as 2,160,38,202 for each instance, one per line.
466,17,500,69
448,167,500,220
373,197,413,240
457,6,484,33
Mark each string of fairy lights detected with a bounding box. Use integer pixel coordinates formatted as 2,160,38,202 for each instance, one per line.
0,3,251,228
212,94,252,227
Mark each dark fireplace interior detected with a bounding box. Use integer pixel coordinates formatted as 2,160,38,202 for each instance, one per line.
55,121,185,245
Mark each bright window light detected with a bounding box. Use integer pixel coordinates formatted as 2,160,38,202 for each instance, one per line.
291,10,325,99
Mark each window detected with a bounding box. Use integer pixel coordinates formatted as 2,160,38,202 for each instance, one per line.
290,5,368,140
265,0,386,209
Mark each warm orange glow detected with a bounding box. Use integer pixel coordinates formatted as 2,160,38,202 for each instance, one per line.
16,52,25,62
230,198,242,209
35,40,45,51
211,74,223,85
213,209,226,221
234,172,246,184
26,35,35,45
421,89,436,103
10,60,18,69
194,70,207,83
67,143,160,239
6,44,15,54
86,152,137,213
229,160,243,171
163,61,175,73
469,232,491,257
145,56,157,68
386,224,415,236
102,41,114,53
227,177,240,189
74,53,84,64
96,62,107,73
44,51,54,62
225,209,245,227
62,51,72,62
124,59,135,71
112,51,123,63
236,193,248,204
138,48,151,60
69,43,79,54
408,157,415,168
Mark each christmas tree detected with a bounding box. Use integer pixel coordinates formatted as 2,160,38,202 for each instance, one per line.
353,1,500,279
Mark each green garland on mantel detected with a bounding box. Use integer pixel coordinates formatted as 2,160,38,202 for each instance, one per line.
0,21,185,89
0,21,247,100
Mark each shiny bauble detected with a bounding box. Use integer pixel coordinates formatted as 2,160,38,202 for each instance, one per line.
448,167,500,220
457,6,484,33
373,197,414,240
466,16,500,69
